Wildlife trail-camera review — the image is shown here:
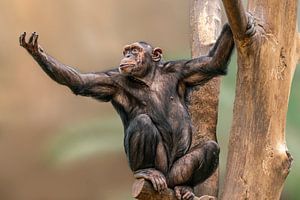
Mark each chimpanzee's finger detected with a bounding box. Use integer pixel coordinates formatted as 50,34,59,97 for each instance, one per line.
150,177,158,191
19,32,26,46
162,177,168,190
174,187,182,200
158,177,166,193
158,176,167,191
155,177,161,192
182,191,194,200
33,34,39,49
28,32,36,45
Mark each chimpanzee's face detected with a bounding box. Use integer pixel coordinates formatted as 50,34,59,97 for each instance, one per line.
119,42,162,78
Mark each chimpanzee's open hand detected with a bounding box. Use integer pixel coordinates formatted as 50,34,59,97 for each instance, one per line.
19,32,45,56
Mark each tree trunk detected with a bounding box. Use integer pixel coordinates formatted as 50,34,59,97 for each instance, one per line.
221,0,297,199
189,0,223,197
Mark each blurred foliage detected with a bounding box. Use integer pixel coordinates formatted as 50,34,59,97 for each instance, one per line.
46,116,123,165
284,67,300,199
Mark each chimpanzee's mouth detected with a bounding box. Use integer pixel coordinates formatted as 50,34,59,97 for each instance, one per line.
119,64,135,68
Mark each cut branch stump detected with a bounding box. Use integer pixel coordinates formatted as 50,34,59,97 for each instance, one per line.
132,179,216,200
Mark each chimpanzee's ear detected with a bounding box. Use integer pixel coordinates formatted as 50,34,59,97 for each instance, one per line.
152,47,163,62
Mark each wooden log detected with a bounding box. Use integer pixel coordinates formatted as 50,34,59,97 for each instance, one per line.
132,179,216,200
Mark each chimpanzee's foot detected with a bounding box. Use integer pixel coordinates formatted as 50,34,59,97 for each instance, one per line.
134,168,167,193
174,186,194,200
245,12,256,37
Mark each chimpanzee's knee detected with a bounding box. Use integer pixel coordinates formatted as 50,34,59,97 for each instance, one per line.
204,140,220,165
124,114,160,171
190,140,220,186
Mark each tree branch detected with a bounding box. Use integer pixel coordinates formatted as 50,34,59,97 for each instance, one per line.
222,0,248,41
132,179,216,200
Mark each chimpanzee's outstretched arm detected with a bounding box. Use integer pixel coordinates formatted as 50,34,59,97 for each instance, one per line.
179,24,234,86
19,32,118,101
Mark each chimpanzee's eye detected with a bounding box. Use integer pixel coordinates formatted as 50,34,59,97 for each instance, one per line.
123,50,130,56
132,48,139,54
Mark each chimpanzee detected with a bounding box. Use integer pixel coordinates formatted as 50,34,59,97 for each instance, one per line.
19,24,234,200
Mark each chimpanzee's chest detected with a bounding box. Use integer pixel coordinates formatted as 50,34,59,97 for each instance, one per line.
149,74,179,105
113,73,181,116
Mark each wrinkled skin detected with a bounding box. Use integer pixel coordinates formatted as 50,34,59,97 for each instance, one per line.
20,24,234,199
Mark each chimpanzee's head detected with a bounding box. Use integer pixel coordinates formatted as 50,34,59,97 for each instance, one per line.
119,42,162,78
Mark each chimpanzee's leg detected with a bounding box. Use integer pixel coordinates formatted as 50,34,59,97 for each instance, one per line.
124,114,168,192
167,140,220,190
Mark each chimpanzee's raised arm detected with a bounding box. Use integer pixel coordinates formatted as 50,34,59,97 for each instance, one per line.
19,32,118,102
179,24,234,86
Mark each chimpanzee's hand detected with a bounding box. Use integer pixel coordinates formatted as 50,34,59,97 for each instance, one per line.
134,168,168,193
19,32,45,56
245,13,256,37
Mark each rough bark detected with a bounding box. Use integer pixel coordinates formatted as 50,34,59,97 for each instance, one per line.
221,0,297,199
189,0,223,197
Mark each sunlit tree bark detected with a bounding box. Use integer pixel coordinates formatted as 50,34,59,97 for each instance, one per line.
221,0,297,199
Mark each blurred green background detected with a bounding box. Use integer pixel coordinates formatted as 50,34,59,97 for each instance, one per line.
0,0,298,199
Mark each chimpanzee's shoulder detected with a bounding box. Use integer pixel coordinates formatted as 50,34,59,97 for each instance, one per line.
160,60,188,73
